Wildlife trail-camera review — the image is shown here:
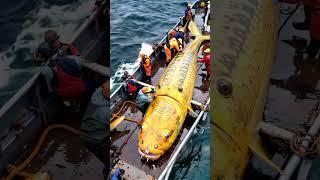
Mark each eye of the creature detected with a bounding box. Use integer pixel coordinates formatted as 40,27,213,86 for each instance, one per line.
162,129,171,139
164,132,170,138
154,145,158,149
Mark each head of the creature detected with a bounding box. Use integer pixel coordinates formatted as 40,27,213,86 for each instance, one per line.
138,96,186,160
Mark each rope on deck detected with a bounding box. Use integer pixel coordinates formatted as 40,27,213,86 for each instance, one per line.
4,124,79,180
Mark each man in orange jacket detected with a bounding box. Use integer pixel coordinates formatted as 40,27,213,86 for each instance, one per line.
140,53,152,83
164,38,181,66
281,0,320,57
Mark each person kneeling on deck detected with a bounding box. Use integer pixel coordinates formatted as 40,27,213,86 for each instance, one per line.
136,87,155,111
80,81,109,177
164,37,181,66
140,53,152,83
197,48,210,79
122,71,139,98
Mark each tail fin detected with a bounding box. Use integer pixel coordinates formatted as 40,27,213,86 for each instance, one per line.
110,115,125,131
248,138,283,174
188,21,202,37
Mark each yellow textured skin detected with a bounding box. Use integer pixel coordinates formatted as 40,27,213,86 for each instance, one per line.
212,0,280,179
138,21,210,160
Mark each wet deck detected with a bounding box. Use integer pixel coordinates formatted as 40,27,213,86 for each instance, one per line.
245,5,320,179
110,7,210,178
9,112,104,180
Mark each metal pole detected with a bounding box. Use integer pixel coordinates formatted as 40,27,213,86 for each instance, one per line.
80,58,109,77
158,98,210,180
190,100,204,107
164,163,174,180
133,80,155,89
278,113,320,180
259,122,294,141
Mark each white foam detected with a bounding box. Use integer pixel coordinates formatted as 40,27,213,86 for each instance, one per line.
0,0,93,88
111,43,153,92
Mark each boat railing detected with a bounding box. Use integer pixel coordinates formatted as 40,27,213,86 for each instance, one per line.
158,97,210,180
259,113,320,180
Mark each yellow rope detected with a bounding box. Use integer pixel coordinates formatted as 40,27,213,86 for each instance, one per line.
4,124,79,180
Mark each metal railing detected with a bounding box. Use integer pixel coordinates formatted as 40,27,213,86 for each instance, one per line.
158,97,210,180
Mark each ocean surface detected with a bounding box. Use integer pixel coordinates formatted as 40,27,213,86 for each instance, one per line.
110,0,186,92
0,0,93,107
110,0,210,179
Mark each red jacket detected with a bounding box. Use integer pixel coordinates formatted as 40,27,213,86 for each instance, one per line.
283,0,320,40
68,44,80,55
53,65,85,98
198,54,210,75
127,83,137,94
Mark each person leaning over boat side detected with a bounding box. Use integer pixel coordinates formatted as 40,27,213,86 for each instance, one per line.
37,55,94,99
280,0,320,58
33,30,79,64
174,28,185,48
52,56,90,98
163,37,181,66
33,42,56,64
33,30,95,98
169,29,176,40
135,87,155,111
44,30,79,57
122,71,139,98
140,53,152,83
197,48,210,79
183,3,192,28
80,80,109,177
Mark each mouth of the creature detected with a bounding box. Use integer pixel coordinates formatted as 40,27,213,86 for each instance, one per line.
138,148,161,160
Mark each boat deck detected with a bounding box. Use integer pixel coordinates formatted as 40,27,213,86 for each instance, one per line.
110,4,210,178
4,108,105,180
245,4,320,179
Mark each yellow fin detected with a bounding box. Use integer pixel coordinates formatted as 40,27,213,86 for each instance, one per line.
188,21,201,37
249,142,283,174
110,116,125,131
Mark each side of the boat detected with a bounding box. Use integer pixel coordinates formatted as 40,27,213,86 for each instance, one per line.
0,8,104,174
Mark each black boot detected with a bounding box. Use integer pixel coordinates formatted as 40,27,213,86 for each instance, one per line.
307,38,320,58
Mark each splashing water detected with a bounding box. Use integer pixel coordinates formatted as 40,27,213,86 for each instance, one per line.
110,42,153,93
0,0,93,105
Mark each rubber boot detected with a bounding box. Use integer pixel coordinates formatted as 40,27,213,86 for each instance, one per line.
307,38,320,58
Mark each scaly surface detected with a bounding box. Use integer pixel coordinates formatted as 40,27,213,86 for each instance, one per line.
212,0,279,179
138,21,209,160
